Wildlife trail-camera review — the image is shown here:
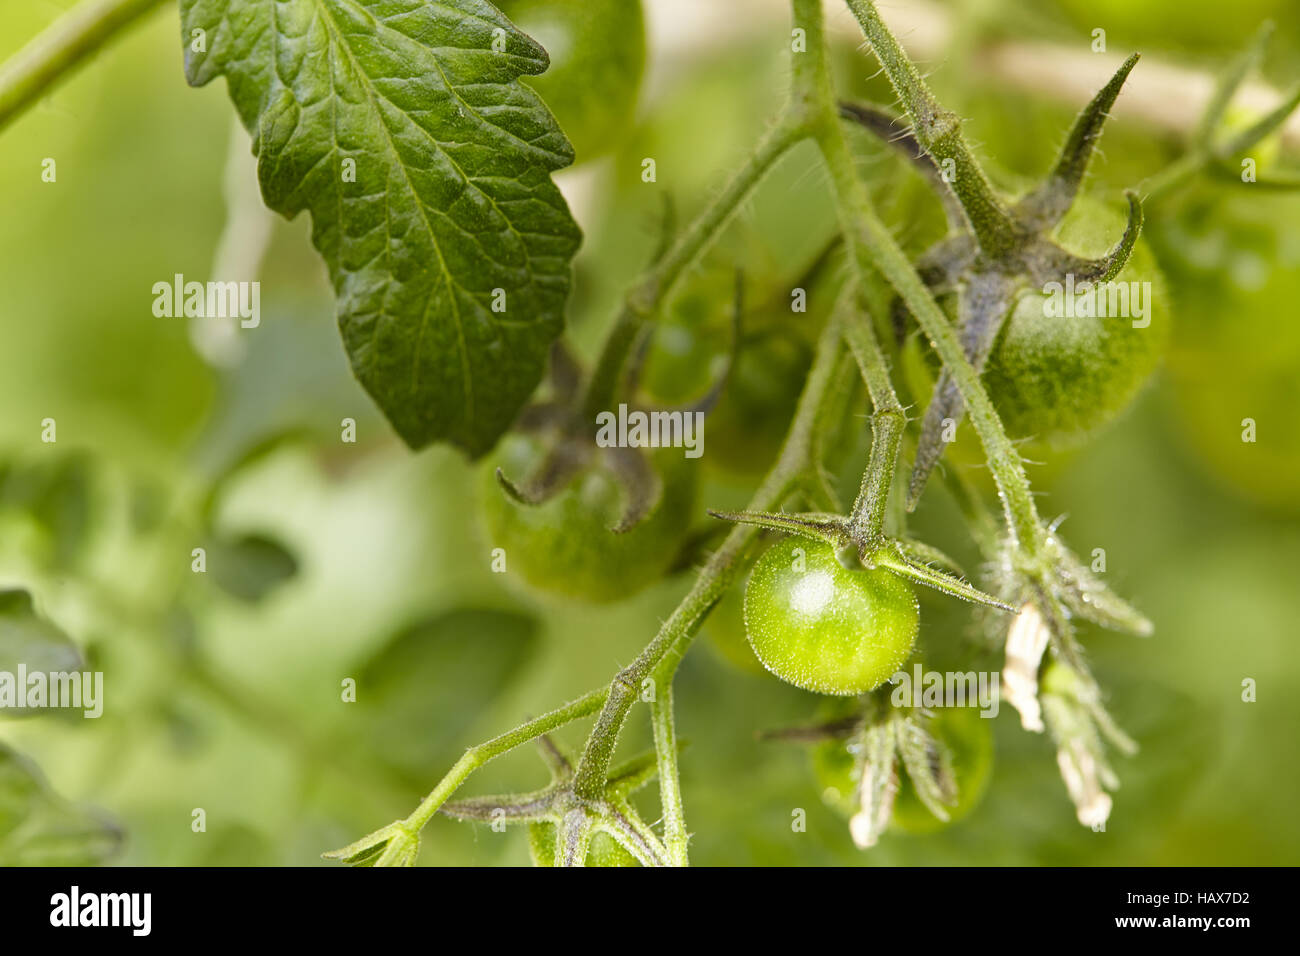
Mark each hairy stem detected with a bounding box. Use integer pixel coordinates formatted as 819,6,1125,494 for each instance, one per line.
648,669,688,866
401,688,608,835
798,0,1045,557
581,120,803,420
572,311,847,799
843,0,1022,258
841,292,907,545
0,0,168,133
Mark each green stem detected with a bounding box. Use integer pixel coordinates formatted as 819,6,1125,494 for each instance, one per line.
0,0,168,133
843,0,1022,259
571,311,848,800
648,669,688,866
580,120,804,420
841,292,906,545
799,0,1044,556
401,688,608,834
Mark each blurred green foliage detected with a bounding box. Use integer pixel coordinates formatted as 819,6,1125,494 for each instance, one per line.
0,0,1297,866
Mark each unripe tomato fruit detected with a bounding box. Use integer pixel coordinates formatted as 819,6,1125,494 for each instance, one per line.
527,822,638,867
638,269,815,477
891,706,994,834
706,330,814,475
982,197,1171,448
480,435,697,604
743,538,918,696
496,0,645,163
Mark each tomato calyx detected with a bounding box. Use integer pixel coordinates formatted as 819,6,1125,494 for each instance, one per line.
496,364,665,533
708,506,1014,612
438,734,672,867
766,693,965,849
841,55,1148,509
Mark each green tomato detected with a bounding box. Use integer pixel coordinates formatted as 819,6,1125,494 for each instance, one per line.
496,0,645,162
644,324,812,477
744,538,918,696
527,822,638,867
481,435,697,603
982,196,1172,448
810,724,860,817
637,269,735,407
891,706,994,834
639,266,818,476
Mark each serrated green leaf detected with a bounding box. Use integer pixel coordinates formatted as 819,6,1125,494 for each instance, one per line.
180,0,582,455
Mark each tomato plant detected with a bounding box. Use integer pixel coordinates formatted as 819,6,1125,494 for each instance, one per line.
809,702,992,837
527,822,639,867
891,707,994,833
0,0,1294,878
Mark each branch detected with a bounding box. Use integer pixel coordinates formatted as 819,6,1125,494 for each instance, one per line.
798,0,1046,557
0,0,168,133
571,309,849,799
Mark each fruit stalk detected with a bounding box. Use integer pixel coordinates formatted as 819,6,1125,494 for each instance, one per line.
580,120,804,421
841,293,907,546
799,0,1046,556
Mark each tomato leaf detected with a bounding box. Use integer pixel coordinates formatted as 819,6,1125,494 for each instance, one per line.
179,0,582,456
